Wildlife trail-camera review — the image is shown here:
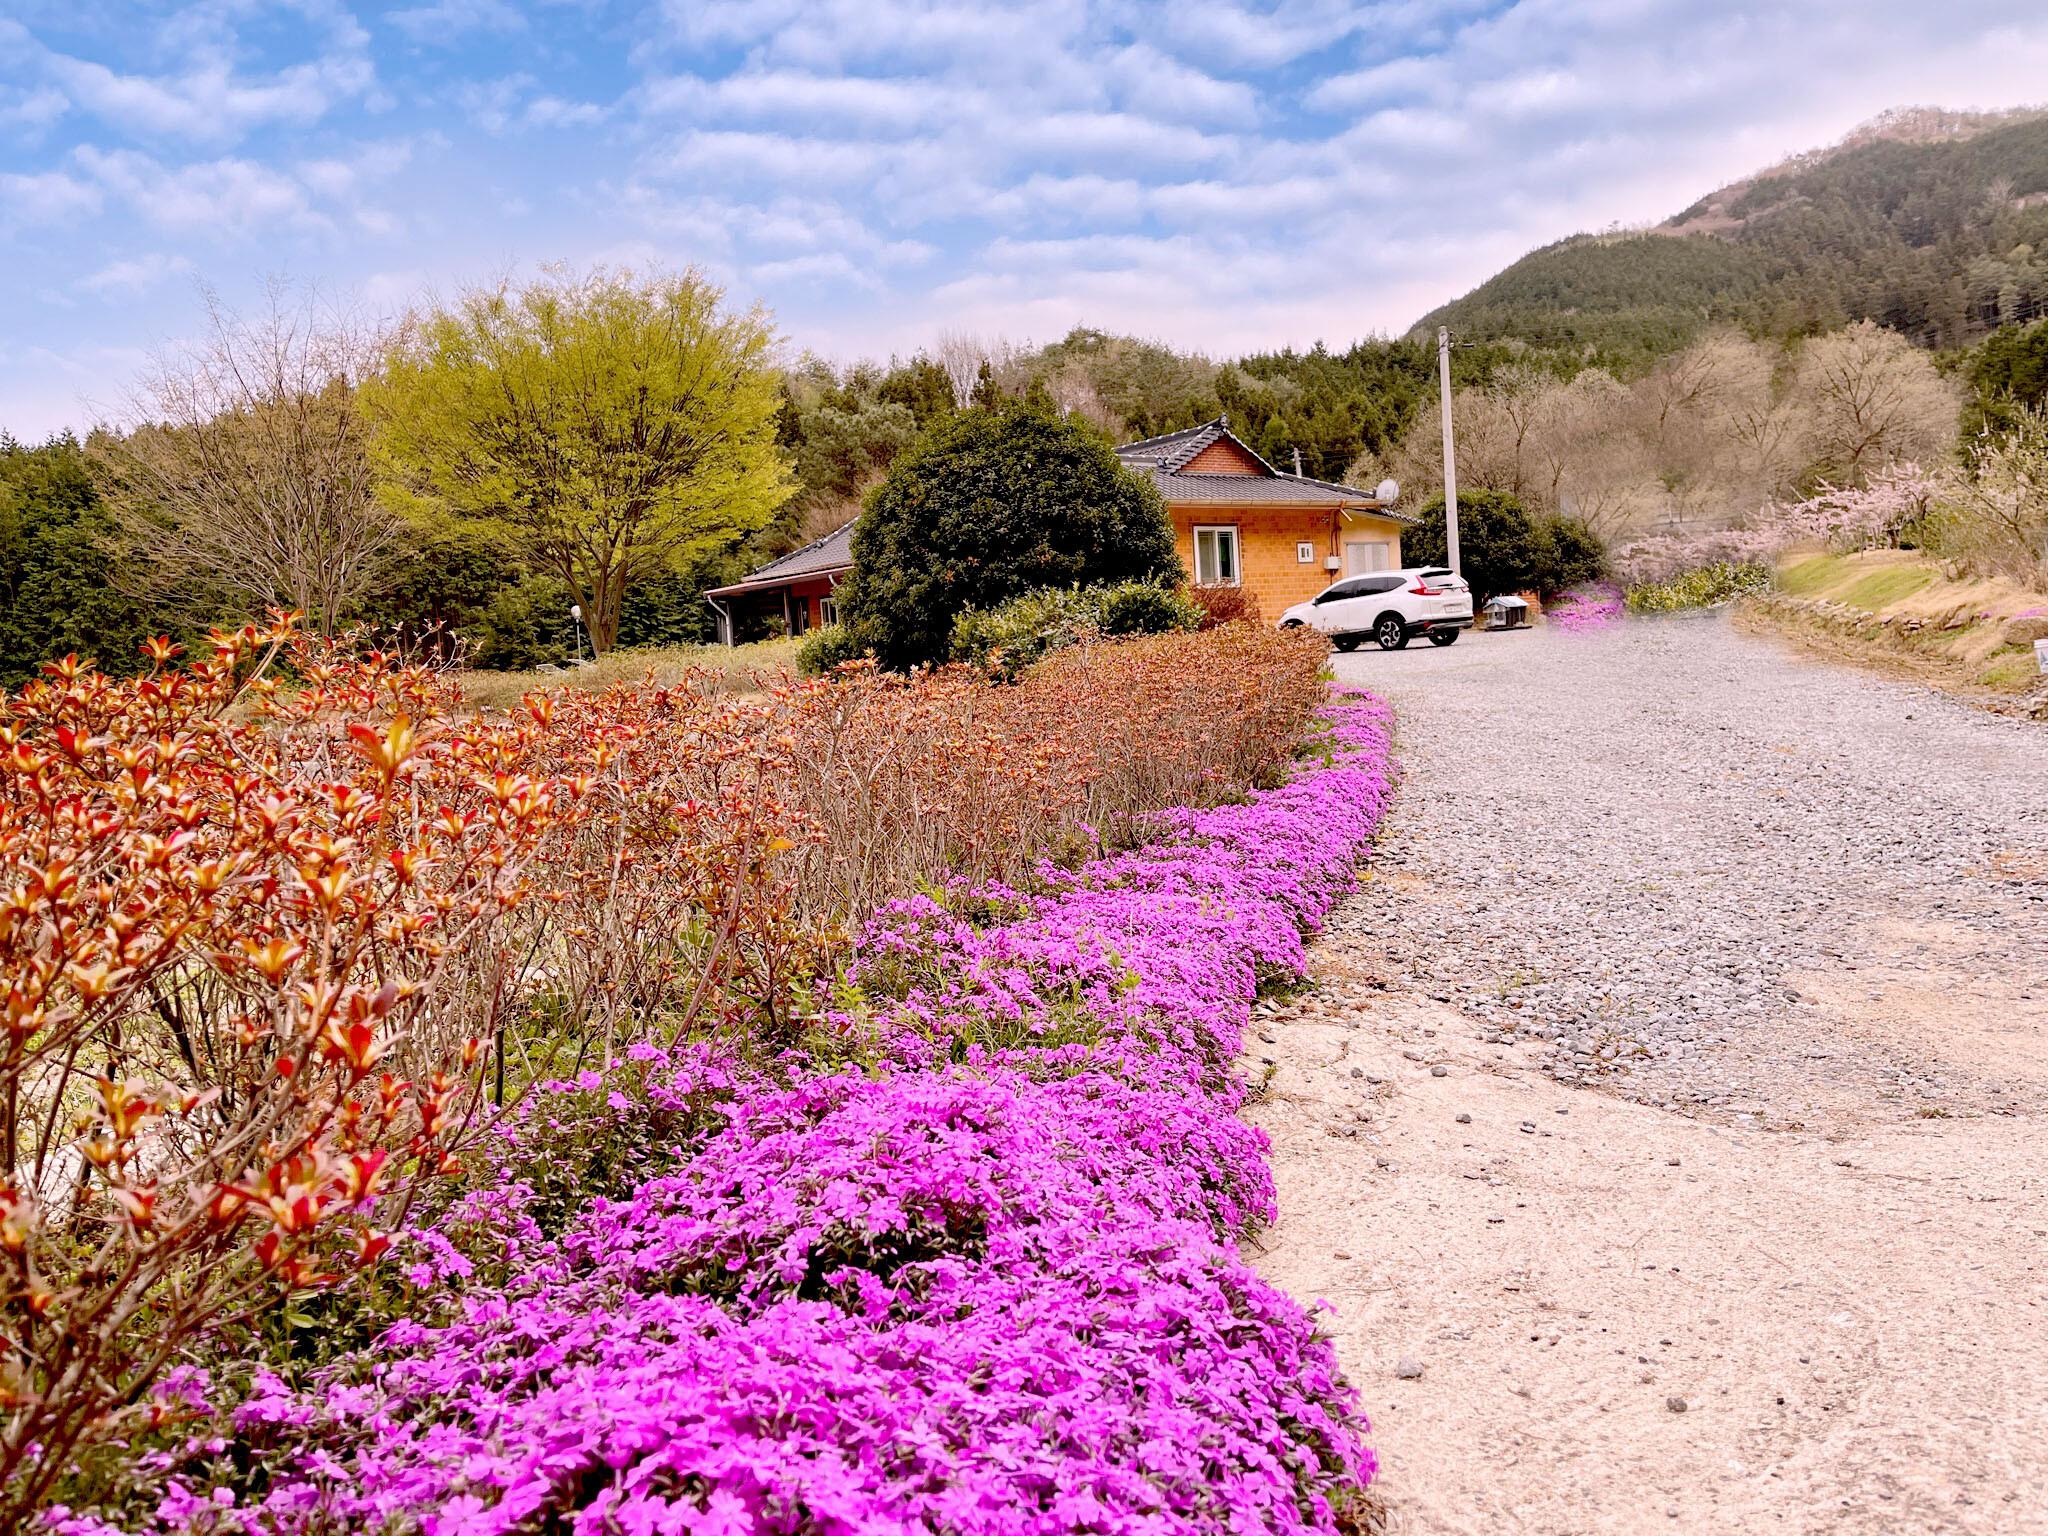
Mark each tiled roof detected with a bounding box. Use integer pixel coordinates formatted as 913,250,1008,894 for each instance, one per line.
1115,418,1280,474
1115,417,1418,524
706,519,856,596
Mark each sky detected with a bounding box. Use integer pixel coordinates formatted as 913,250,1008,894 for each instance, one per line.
3,0,2047,440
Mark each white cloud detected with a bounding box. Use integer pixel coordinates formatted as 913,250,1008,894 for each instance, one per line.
1307,55,1447,112
1160,0,1366,70
387,0,529,43
456,74,536,133
0,168,103,225
1013,111,1235,167
76,252,195,298
297,141,414,200
0,84,68,132
655,0,1088,78
642,71,956,133
75,148,320,233
1106,44,1260,127
616,186,937,270
17,19,375,145
1148,174,1339,223
460,75,608,132
655,130,890,183
976,173,1147,228
62,140,411,238
525,95,606,128
750,251,871,288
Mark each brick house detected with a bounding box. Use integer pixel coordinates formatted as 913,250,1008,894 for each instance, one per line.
1113,416,1415,615
706,416,1413,641
703,519,854,646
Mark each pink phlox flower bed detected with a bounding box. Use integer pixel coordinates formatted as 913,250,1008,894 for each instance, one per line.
79,691,1397,1536
1549,583,1625,633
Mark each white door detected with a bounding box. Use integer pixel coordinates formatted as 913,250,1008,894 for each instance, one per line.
1344,540,1391,575
1315,576,1381,635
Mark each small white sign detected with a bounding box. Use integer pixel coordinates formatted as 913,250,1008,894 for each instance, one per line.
1296,541,1314,564
2036,638,2048,675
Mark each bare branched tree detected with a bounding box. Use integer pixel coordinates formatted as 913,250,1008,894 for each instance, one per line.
1793,320,1960,488
932,329,1014,410
1042,359,1119,430
91,283,394,634
1383,325,1949,543
1940,403,2048,584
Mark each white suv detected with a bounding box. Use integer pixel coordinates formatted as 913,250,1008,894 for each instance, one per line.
1278,567,1475,651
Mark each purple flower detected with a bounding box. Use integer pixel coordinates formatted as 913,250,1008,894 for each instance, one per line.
65,690,1400,1536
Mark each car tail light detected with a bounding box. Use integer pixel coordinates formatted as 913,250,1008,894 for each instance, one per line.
1410,579,1444,595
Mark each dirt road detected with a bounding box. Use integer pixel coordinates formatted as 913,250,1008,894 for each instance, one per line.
1248,616,2048,1534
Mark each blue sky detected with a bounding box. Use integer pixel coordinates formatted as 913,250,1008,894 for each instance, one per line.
3,0,2046,439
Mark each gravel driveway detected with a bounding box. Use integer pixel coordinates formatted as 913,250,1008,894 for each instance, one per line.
1247,614,2048,1534
1333,613,2048,1119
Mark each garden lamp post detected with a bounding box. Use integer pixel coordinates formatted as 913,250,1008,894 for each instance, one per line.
570,603,584,663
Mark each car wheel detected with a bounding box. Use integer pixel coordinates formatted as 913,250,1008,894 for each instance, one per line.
1281,619,1305,629
1374,614,1408,650
1428,629,1459,647
1332,634,1361,653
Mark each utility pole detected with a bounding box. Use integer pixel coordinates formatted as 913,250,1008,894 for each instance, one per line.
1437,325,1461,577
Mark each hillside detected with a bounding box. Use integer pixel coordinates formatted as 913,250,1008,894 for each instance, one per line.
1415,107,2048,364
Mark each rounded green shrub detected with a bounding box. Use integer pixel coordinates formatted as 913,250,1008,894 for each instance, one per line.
1624,562,1770,612
796,622,874,674
950,581,1201,678
1407,488,1610,599
833,401,1179,669
1096,581,1202,636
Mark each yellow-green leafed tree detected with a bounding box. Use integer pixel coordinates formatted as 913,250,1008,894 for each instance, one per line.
363,267,792,654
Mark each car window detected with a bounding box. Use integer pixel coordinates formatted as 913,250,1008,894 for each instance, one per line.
1360,575,1403,595
1315,578,1370,604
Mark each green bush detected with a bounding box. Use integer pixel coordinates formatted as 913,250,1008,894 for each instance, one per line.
1532,515,1609,592
0,435,183,684
833,400,1179,669
1405,489,1609,600
796,622,873,674
467,574,575,671
950,581,1201,677
1624,562,1770,612
1096,580,1201,636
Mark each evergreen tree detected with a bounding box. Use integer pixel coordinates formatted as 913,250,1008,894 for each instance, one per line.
836,400,1178,668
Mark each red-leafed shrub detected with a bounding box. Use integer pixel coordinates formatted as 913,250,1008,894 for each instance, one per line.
0,621,819,1521
774,625,1326,920
1,617,1329,1523
1191,583,1264,629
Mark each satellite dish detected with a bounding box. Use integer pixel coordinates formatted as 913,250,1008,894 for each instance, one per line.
1376,478,1399,504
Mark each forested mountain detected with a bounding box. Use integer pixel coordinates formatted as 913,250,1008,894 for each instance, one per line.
1415,108,2048,364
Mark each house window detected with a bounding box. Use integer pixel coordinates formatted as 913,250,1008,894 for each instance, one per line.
1296,540,1315,564
1193,525,1241,586
1344,539,1392,575
819,595,840,626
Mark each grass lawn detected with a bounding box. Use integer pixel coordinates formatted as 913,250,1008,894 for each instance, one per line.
457,637,802,711
1762,548,2046,699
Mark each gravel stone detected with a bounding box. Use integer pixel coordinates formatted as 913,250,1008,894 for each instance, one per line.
1331,618,2048,1102
1395,1357,1425,1379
